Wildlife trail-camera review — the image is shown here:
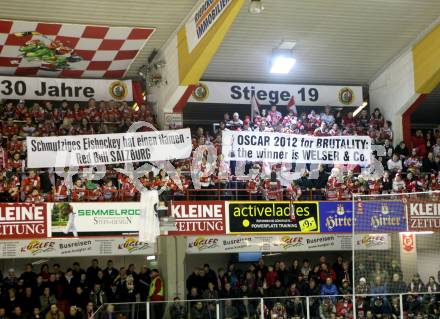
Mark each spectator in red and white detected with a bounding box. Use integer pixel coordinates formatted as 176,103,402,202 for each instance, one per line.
102,179,117,201
267,105,282,127
404,148,422,173
263,170,282,200
405,172,418,193
241,118,252,131
387,153,403,174
21,169,41,195
342,111,356,129
380,121,393,142
432,137,440,158
412,129,427,157
392,173,406,192
328,123,340,136
286,180,302,200
3,118,19,137
54,180,69,202
72,179,86,201
25,188,44,203
314,122,328,136
320,106,335,126
229,112,243,130
370,108,384,128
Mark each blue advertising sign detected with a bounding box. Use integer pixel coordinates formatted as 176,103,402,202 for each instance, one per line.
319,202,353,233
354,201,406,232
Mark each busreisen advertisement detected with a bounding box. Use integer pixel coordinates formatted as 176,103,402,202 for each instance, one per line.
0,237,154,259
49,202,142,237
186,234,390,254
407,201,440,231
0,203,48,239
168,201,226,235
227,201,320,234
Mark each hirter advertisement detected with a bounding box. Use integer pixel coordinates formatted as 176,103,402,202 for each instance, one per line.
408,201,440,231
168,201,225,235
0,203,47,239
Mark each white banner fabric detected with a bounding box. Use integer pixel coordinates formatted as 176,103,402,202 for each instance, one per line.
189,81,363,107
186,234,390,254
0,76,134,101
222,130,371,165
27,128,192,168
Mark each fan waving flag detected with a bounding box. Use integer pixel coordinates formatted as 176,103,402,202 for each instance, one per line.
251,93,261,122
287,96,297,114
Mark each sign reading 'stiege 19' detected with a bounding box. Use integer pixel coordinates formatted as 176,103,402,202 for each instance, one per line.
189,81,363,107
0,76,133,101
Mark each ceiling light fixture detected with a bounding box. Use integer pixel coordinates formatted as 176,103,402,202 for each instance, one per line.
249,0,264,14
353,101,368,117
270,49,296,74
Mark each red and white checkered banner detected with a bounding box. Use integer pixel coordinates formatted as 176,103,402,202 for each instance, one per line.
0,75,133,101
0,20,154,78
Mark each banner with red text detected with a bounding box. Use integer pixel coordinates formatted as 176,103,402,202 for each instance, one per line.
407,201,440,231
0,203,48,239
168,201,225,235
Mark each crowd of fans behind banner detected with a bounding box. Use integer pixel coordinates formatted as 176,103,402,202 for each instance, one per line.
0,99,439,203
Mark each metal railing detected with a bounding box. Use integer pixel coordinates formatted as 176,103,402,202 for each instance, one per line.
93,292,440,319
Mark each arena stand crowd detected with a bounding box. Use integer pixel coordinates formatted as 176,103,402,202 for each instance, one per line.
185,256,440,319
0,99,439,203
0,260,166,319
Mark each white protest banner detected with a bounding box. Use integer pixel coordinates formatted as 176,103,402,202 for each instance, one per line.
185,0,232,53
0,76,134,101
27,128,192,168
190,81,363,107
49,202,143,237
186,234,390,254
0,237,154,259
222,130,371,165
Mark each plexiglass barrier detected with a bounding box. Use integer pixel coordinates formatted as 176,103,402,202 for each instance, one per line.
93,292,440,319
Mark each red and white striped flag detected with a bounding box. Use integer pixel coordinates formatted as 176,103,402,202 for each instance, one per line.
251,93,261,121
287,96,297,114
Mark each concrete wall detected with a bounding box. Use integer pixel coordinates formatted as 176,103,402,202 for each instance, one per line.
369,48,419,144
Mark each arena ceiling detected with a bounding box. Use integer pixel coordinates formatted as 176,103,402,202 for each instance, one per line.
203,0,440,85
0,0,438,85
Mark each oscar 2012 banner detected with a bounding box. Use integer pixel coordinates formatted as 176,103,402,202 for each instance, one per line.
186,234,390,254
407,201,440,231
222,130,371,165
227,201,320,234
26,128,192,168
0,237,154,259
0,76,134,101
